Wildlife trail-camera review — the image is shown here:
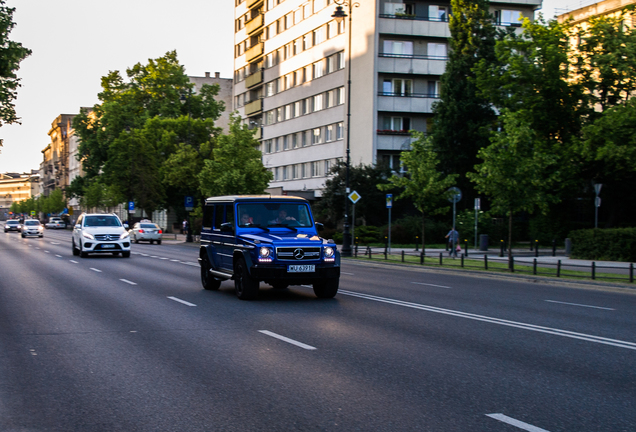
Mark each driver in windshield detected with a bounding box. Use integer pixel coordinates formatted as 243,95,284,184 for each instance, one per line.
269,209,295,224
240,213,253,225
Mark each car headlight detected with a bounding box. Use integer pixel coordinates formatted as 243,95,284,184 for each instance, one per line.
120,231,130,239
38,226,44,231
82,232,94,240
259,247,271,258
324,246,335,258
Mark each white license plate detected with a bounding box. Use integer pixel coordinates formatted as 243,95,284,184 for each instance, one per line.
287,264,315,273
102,244,115,248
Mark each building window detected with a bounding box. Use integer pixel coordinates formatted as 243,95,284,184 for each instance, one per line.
427,80,440,97
312,127,323,144
338,87,345,105
265,110,275,125
325,124,334,142
496,10,522,26
314,93,324,111
313,0,325,13
428,5,447,21
265,139,273,153
294,7,302,24
303,33,313,50
313,25,326,45
325,159,332,175
266,81,277,97
294,37,302,55
383,40,413,56
336,122,344,140
382,116,410,131
383,79,412,96
313,60,325,79
312,161,323,177
427,43,447,58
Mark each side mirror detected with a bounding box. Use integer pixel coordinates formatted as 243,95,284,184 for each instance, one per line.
124,223,129,229
315,222,324,232
220,222,234,233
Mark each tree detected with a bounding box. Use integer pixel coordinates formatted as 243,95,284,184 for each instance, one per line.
198,115,272,197
379,133,457,252
46,189,66,215
430,0,498,203
467,110,561,267
0,0,31,131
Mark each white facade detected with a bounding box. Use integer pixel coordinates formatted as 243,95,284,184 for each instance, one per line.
234,0,542,197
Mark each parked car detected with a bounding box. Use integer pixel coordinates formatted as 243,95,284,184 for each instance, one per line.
45,217,66,229
71,213,131,258
198,195,340,300
4,220,21,232
131,221,162,244
21,219,44,238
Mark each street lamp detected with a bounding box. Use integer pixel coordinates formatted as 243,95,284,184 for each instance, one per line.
180,91,194,243
332,0,358,257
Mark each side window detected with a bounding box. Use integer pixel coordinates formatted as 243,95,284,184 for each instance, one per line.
76,215,83,226
227,205,235,226
203,205,214,229
213,205,224,231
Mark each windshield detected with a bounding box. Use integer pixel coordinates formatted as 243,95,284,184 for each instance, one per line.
84,216,121,227
7,221,18,225
25,221,40,226
237,203,313,228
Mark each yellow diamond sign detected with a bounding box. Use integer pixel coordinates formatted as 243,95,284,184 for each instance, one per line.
348,190,361,204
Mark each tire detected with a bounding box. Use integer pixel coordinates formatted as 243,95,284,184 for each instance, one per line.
157,240,162,245
72,239,80,256
150,240,154,244
122,251,131,258
234,258,259,300
80,242,88,258
21,233,25,238
134,236,139,244
200,258,221,291
313,278,339,299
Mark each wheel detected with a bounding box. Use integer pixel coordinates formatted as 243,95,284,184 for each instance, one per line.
72,239,80,256
21,233,25,238
200,258,221,291
80,242,88,258
234,258,259,300
122,251,131,258
313,278,339,299
157,240,162,245
39,235,43,238
150,240,154,244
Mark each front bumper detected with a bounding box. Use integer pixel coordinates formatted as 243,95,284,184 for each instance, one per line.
81,240,131,253
250,263,340,284
22,230,43,236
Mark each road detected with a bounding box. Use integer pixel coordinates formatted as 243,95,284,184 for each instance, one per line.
1,229,635,431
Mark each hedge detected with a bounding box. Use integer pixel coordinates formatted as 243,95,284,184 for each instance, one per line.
569,228,636,262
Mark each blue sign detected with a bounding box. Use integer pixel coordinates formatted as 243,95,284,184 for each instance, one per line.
185,196,194,210
386,194,393,208
128,201,135,211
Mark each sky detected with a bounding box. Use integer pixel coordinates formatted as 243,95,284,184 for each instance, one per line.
0,0,591,174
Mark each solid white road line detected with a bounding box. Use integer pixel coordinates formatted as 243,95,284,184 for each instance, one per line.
167,296,196,307
120,279,137,285
258,330,317,350
545,300,615,311
339,290,636,351
411,281,451,289
486,414,551,432
341,272,355,275
90,268,102,273
170,259,180,262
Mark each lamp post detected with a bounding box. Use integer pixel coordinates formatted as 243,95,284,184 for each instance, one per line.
332,0,358,257
180,91,194,243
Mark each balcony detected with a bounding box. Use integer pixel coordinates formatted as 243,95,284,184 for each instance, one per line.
245,99,262,116
246,43,264,62
246,0,263,8
246,14,263,35
377,53,447,75
245,70,263,88
377,92,436,113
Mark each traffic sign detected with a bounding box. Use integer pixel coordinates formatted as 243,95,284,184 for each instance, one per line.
348,190,361,204
386,194,393,208
128,201,135,212
448,187,462,203
185,196,194,211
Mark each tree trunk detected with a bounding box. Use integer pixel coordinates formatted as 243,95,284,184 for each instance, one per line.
508,209,513,270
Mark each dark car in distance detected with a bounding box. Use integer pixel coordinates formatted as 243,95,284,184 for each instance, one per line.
198,195,340,300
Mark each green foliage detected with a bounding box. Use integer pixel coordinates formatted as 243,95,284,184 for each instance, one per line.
569,228,636,262
0,0,31,127
431,0,498,200
198,114,272,197
46,189,66,214
353,225,382,245
380,132,457,250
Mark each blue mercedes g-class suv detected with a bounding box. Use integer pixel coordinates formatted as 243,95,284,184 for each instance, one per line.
198,195,340,300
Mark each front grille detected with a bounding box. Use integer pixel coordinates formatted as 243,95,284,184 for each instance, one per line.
276,247,321,261
94,234,119,241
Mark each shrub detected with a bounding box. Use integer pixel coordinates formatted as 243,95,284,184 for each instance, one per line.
569,228,636,262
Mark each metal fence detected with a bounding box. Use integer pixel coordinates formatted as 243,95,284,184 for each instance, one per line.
353,246,635,285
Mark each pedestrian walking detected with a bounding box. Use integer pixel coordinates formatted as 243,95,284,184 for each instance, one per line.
445,228,459,257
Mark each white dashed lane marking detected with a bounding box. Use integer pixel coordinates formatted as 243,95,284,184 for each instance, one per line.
120,279,137,285
545,300,614,311
90,268,102,273
259,330,317,350
411,281,451,289
167,296,196,307
486,414,551,432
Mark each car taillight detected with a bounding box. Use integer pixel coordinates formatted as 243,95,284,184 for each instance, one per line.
138,229,145,233
158,229,162,234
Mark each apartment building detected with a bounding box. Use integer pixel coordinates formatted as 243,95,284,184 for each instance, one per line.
233,0,542,197
557,0,635,25
188,72,234,132
0,171,39,217
40,114,75,198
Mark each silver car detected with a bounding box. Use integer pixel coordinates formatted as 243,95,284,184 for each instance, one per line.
21,219,44,238
131,221,162,244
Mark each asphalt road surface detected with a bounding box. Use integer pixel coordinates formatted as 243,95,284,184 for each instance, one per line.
1,229,635,431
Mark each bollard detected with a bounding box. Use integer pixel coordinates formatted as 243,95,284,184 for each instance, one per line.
552,239,556,257
415,236,419,251
368,246,372,259
557,260,561,277
592,261,596,280
533,258,537,275
535,240,539,258
499,240,504,258
355,245,358,258
401,250,405,262
484,254,488,270
461,254,464,268
464,239,468,257
439,252,443,266
384,245,388,260
509,256,515,273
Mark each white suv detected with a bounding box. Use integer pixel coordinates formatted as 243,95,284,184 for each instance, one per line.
72,213,131,258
